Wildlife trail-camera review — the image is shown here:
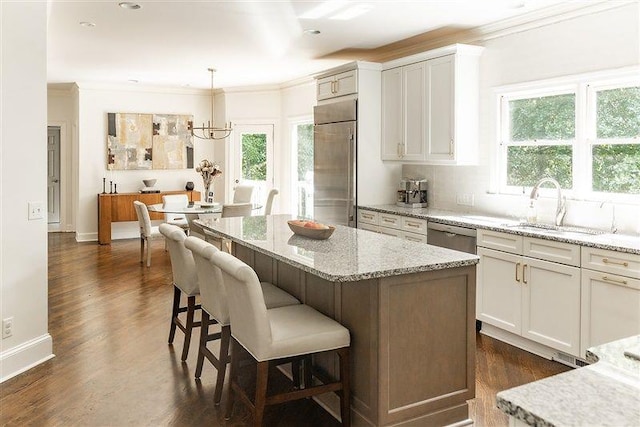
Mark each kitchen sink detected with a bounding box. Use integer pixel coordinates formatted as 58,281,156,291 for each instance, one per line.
502,222,606,236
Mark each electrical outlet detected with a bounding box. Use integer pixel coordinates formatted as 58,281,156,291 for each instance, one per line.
456,194,475,207
28,201,45,220
2,317,13,339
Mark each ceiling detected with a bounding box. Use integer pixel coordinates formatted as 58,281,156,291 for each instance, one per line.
47,0,587,90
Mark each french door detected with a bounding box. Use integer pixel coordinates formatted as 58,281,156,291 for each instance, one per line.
230,124,274,205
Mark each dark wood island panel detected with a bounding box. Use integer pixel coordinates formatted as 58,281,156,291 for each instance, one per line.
233,244,476,427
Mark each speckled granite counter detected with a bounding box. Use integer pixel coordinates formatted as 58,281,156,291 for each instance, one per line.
359,204,640,255
195,213,479,426
195,213,478,282
496,335,640,427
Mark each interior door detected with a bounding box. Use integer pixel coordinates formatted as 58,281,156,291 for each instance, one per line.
231,124,274,205
47,126,61,224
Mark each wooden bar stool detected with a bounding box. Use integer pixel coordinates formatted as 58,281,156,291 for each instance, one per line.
210,250,351,427
183,236,300,405
159,223,201,362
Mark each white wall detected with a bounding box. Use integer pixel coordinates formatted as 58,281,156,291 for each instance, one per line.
47,86,75,232
75,85,215,241
0,1,53,382
403,2,640,234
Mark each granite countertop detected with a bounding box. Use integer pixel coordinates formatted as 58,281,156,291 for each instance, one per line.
496,335,640,427
195,214,479,282
359,204,640,255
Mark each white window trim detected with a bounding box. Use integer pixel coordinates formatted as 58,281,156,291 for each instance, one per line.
494,66,640,204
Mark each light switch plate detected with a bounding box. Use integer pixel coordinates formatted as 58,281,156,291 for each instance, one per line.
28,201,45,220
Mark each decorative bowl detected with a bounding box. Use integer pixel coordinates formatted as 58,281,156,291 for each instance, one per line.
142,179,157,187
287,220,335,240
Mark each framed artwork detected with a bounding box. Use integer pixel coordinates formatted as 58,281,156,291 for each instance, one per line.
107,112,194,170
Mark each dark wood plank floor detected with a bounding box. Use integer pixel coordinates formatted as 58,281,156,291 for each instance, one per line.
0,233,570,426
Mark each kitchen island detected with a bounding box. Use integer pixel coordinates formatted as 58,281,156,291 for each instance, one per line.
497,334,640,426
196,214,479,427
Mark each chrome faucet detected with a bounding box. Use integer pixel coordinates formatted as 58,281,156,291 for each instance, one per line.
530,178,566,226
599,201,617,234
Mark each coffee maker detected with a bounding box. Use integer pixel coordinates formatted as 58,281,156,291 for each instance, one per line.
397,178,428,208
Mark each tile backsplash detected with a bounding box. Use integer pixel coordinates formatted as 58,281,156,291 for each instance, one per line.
402,164,639,235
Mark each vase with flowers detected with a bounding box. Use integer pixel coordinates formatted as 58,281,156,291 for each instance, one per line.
195,159,222,205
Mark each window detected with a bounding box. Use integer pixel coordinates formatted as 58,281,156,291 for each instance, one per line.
290,120,314,218
498,72,640,200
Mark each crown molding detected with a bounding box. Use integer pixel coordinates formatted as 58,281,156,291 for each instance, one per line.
74,81,209,95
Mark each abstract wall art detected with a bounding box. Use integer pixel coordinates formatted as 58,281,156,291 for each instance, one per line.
107,112,194,170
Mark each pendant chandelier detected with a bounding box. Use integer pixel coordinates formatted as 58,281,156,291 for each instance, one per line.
190,68,232,140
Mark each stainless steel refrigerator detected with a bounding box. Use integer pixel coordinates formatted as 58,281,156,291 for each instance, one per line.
313,99,357,227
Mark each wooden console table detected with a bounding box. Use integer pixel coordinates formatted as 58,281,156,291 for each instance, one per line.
98,190,200,245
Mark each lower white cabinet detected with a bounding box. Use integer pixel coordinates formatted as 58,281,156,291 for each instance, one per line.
477,231,581,357
357,208,428,243
580,248,640,355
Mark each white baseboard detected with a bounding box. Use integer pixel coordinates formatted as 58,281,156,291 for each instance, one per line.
0,334,55,383
76,231,98,242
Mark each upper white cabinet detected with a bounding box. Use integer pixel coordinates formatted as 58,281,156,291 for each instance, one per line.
316,69,357,101
381,44,483,164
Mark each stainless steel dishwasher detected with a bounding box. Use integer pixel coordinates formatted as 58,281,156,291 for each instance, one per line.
426,220,482,331
426,221,477,255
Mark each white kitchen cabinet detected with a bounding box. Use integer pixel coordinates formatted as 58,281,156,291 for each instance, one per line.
357,208,428,243
580,247,640,356
381,62,426,161
317,69,357,101
477,231,581,357
381,44,483,164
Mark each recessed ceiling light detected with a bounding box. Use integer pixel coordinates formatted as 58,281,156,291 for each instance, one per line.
304,29,321,35
128,79,139,83
79,21,96,27
119,2,141,10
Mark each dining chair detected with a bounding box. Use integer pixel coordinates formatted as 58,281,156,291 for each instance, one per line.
133,201,162,267
162,194,189,232
264,188,279,215
222,203,252,218
232,185,254,203
159,223,201,362
183,236,300,405
211,250,351,427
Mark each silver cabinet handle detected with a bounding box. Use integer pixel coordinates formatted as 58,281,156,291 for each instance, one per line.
449,139,454,155
515,262,521,282
522,264,528,284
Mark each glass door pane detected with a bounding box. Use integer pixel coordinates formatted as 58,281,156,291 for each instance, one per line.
292,122,314,218
232,124,273,205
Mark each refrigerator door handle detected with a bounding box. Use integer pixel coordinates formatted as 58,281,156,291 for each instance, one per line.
347,129,356,227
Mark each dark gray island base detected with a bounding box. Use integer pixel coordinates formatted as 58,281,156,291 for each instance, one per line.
196,214,480,427
198,215,478,426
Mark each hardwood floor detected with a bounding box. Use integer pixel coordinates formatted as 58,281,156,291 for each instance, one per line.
0,233,570,426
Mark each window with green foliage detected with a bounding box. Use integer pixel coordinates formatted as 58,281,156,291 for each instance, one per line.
499,77,640,198
241,133,267,181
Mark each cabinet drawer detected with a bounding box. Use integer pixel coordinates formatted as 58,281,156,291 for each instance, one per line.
581,247,640,279
402,217,427,235
379,213,402,230
378,226,402,238
523,237,580,267
358,223,379,233
477,229,523,254
402,231,428,243
358,209,379,225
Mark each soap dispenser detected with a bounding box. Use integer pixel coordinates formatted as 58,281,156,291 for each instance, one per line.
526,200,537,224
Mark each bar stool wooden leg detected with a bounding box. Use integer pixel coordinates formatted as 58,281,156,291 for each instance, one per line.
195,311,209,378
338,347,351,427
224,338,239,421
213,325,231,405
254,361,269,427
168,286,181,344
139,237,145,265
181,296,196,361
